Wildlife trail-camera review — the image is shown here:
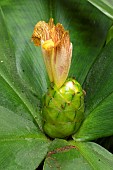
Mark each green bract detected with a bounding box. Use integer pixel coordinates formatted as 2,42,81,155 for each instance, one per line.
42,78,85,138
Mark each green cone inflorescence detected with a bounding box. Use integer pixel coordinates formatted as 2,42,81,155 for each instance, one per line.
42,78,84,138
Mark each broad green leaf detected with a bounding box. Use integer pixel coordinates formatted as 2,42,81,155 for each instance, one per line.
44,139,91,170
75,141,113,170
0,106,50,170
0,8,42,128
44,139,113,170
73,40,113,141
87,0,113,20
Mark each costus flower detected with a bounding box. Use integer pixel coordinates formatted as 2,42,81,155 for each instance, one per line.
32,19,85,138
31,18,72,88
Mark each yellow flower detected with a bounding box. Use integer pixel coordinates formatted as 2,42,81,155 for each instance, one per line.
31,18,72,88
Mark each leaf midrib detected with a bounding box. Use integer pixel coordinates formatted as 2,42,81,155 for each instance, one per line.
0,71,40,127
0,134,48,142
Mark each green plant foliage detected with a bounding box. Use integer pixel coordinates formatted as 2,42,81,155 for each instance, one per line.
106,25,113,44
87,0,113,20
44,139,92,170
0,106,50,170
44,139,113,170
75,141,113,170
73,40,113,141
0,7,42,127
0,0,113,169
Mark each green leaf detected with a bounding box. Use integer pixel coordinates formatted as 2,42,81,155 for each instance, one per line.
44,139,113,170
0,106,50,170
73,40,113,141
75,141,113,170
87,0,113,20
0,7,42,128
44,139,91,170
106,25,113,44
